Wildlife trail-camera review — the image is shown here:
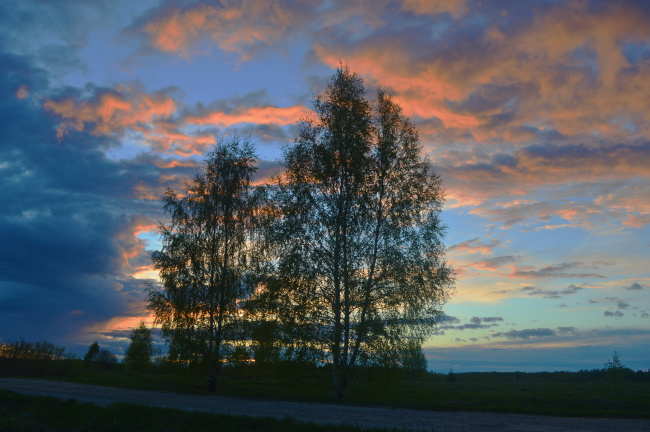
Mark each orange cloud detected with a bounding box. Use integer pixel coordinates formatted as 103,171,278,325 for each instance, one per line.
314,1,650,147
448,238,502,255
44,88,177,140
623,214,650,228
401,0,469,17
114,215,158,275
186,105,312,127
88,313,157,337
141,1,302,59
15,85,29,100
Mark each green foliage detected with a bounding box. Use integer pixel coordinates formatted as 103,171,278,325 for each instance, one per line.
124,321,154,372
148,135,261,387
259,65,454,398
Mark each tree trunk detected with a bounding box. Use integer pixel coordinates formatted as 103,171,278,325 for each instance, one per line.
332,364,349,399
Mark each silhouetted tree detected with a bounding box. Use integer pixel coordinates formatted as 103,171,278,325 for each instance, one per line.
398,340,428,373
83,342,100,367
124,321,154,372
260,66,454,398
96,349,117,369
83,342,116,370
604,350,625,371
0,338,65,360
148,135,260,391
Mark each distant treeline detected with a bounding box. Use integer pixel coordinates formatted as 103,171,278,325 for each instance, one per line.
2,337,649,383
0,338,78,376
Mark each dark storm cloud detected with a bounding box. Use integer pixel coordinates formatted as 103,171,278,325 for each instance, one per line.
0,1,119,75
0,52,165,349
625,282,645,290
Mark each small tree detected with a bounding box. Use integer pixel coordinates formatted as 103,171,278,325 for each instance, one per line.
398,340,428,373
83,342,116,370
148,135,261,391
83,342,100,367
604,350,627,389
97,349,117,369
604,350,625,371
124,321,154,372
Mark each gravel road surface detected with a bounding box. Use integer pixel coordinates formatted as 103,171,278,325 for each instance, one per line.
1,378,649,432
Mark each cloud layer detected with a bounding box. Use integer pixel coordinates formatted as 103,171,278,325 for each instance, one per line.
1,0,648,370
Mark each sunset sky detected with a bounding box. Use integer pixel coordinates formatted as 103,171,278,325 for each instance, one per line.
1,0,649,372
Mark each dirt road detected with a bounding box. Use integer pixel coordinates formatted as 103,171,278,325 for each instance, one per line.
1,378,649,432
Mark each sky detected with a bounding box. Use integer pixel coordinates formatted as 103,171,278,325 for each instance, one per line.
1,0,649,372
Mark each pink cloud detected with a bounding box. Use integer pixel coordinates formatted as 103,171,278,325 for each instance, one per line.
448,238,502,255
15,85,29,100
312,1,650,147
44,87,177,140
140,1,306,60
185,105,312,127
401,0,469,17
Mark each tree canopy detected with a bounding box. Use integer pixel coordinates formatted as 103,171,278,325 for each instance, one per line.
124,321,154,371
148,135,260,390
147,68,454,397
259,66,454,398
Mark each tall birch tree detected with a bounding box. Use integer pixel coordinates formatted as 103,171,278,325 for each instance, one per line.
263,66,454,398
148,135,259,391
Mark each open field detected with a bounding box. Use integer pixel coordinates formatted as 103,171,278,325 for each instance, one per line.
1,359,649,419
4,379,650,432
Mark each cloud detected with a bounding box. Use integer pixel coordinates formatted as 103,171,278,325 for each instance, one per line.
506,262,607,279
134,0,314,60
447,237,502,255
626,282,645,290
438,316,504,331
44,84,178,140
401,0,469,18
445,143,650,210
314,1,650,142
0,53,165,350
185,105,311,127
0,1,118,76
469,255,519,271
521,284,584,299
44,84,306,159
436,315,460,324
297,0,650,233
604,311,624,318
492,327,577,341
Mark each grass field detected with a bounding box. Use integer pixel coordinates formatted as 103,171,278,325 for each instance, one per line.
2,358,648,420
0,390,418,432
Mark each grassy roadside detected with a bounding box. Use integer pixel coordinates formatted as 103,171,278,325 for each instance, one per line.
7,365,647,419
2,358,650,419
0,390,419,432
